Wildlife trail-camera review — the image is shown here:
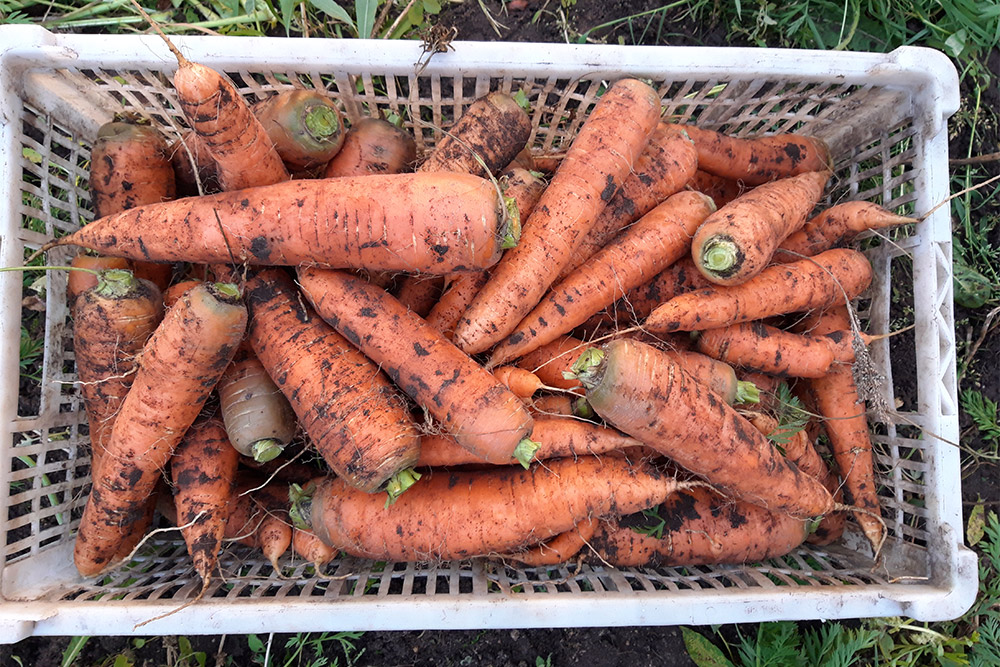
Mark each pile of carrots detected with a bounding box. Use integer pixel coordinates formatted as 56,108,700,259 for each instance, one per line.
44,40,916,589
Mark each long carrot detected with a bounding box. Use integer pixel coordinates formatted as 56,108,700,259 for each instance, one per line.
73,269,164,476
572,338,834,518
687,169,746,207
41,172,507,274
245,269,421,494
589,487,809,567
643,248,873,334
691,171,830,285
171,419,240,589
452,78,663,354
680,125,831,186
73,282,247,577
774,201,917,261
298,456,691,561
695,321,843,378
490,190,715,365
297,267,536,465
557,122,699,280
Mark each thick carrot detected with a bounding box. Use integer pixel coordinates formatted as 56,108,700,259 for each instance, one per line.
67,254,131,306
503,517,598,566
694,321,842,378
680,125,831,186
44,172,507,274
589,487,809,567
245,269,420,494
296,267,535,465
73,282,247,577
424,167,547,338
452,78,663,354
418,92,531,177
415,416,643,468
171,419,240,588
322,117,416,178
644,248,873,334
687,170,746,207
557,122,699,280
216,348,297,462
490,190,715,364
252,89,345,171
171,53,289,190
691,171,830,286
299,456,690,561
90,116,176,218
73,269,164,476
803,306,885,553
573,338,834,518
774,201,917,261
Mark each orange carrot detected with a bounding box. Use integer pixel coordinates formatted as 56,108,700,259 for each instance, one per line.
73,269,164,476
516,335,590,396
774,201,917,261
44,172,507,274
169,129,221,197
644,248,873,334
162,279,200,308
803,306,885,553
695,321,843,378
691,171,830,285
252,89,345,171
73,282,247,577
245,269,420,494
503,518,598,566
492,366,544,399
67,254,131,306
393,275,445,318
90,116,176,218
573,338,834,518
292,527,337,570
297,267,535,466
680,125,831,186
490,190,715,364
557,122,699,280
415,416,643,468
171,419,240,588
589,487,809,567
299,456,690,561
322,117,416,178
452,78,663,354
687,169,746,207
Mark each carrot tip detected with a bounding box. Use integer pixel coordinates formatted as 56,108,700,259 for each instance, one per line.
250,438,284,463
384,468,422,507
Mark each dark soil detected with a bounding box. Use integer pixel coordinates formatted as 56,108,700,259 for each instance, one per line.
3,3,998,666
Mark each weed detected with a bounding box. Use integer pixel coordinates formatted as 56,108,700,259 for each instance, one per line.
19,325,43,381
61,635,89,667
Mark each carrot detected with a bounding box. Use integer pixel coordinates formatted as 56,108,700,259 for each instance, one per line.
802,306,885,553
415,416,643,468
170,48,289,190
589,487,809,567
252,483,294,570
67,254,131,306
774,201,917,261
170,419,240,589
452,78,663,354
292,526,337,571
322,117,416,178
516,335,590,395
572,338,834,518
393,275,445,317
42,172,507,274
252,89,345,171
424,167,547,338
72,269,164,476
528,394,575,417
245,269,420,494
781,429,847,546
505,148,536,172
687,169,746,207
557,122,699,280
695,321,844,378
503,517,598,566
296,267,536,466
691,171,830,286
680,125,832,186
162,279,200,308
418,92,531,177
216,348,297,462
491,366,544,399
297,456,691,561
169,129,221,197
90,116,176,218
490,190,715,365
73,282,247,577
643,248,874,334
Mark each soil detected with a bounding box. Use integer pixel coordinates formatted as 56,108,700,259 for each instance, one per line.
3,2,999,665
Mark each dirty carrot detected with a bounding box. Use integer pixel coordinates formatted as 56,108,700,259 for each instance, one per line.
252,89,345,171
90,115,176,218
452,78,663,354
680,125,831,186
695,321,842,378
322,117,417,177
774,201,917,260
297,267,536,466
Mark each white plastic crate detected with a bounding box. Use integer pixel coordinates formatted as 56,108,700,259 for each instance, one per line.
0,25,978,641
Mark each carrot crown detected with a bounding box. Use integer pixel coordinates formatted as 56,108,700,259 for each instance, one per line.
565,348,606,391
93,268,137,299
208,281,242,303
699,236,742,278
303,104,341,142
288,482,314,530
384,468,422,507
